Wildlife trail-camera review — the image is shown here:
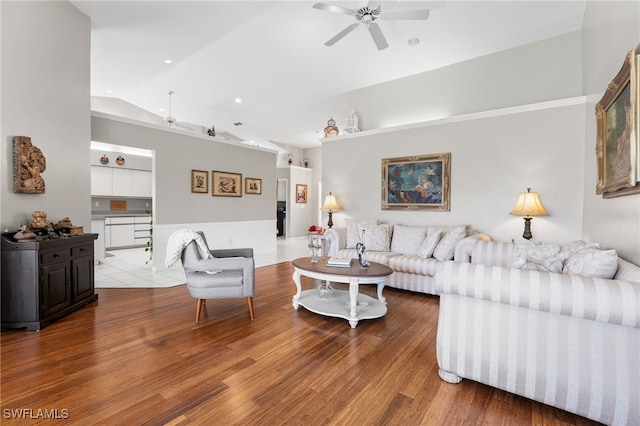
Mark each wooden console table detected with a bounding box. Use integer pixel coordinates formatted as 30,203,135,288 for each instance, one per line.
1,233,99,331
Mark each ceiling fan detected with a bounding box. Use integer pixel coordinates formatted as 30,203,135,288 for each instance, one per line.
313,1,430,50
162,90,208,134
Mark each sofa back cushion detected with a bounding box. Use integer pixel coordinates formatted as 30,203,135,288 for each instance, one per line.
357,223,393,252
417,228,443,258
390,225,428,255
433,226,467,261
345,218,377,248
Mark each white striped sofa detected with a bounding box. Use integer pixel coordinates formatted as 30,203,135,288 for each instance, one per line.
434,240,640,425
324,225,490,295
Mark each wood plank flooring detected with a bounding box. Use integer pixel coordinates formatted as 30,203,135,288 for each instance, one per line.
1,262,600,425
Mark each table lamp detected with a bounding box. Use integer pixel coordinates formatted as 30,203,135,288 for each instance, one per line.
321,192,341,228
509,188,548,240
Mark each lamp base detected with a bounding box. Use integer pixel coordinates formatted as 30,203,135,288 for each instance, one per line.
522,217,533,240
327,211,334,229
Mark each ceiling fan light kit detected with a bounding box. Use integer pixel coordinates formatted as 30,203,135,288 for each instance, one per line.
313,1,430,51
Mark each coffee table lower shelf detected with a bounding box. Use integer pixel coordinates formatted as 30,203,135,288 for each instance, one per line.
293,289,387,328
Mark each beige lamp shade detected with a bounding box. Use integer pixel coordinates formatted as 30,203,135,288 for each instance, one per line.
509,188,548,218
321,192,341,212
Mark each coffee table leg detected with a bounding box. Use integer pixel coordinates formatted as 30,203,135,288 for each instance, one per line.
377,279,387,304
292,269,302,309
348,276,359,328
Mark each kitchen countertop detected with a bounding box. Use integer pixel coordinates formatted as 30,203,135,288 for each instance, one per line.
91,213,151,219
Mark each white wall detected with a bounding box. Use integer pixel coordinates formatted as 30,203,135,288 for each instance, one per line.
581,0,640,264
323,101,586,245
91,113,278,270
1,1,91,231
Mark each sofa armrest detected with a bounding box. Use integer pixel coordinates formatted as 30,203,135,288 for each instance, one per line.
435,262,640,328
453,233,492,263
324,227,347,257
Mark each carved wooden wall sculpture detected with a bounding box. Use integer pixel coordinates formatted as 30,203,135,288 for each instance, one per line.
13,136,46,194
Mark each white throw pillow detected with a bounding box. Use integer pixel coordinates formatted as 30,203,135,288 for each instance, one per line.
357,223,392,252
563,247,618,279
417,228,443,259
433,226,466,261
559,240,600,261
390,225,428,255
345,218,377,248
509,240,563,273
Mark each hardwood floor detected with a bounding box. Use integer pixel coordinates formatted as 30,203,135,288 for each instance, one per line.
1,262,599,425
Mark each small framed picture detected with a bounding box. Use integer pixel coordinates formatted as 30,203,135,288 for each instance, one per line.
245,177,262,195
212,171,242,197
296,184,307,203
191,170,208,193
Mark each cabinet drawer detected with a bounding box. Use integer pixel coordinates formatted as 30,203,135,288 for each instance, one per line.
71,244,93,257
41,249,71,264
110,217,135,225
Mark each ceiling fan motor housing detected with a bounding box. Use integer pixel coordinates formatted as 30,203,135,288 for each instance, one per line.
356,6,381,24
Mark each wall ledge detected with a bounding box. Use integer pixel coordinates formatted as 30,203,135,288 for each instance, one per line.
321,96,588,142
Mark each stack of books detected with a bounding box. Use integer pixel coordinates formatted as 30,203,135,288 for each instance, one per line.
326,257,352,268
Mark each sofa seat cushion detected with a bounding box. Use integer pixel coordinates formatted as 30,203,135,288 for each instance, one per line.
336,249,399,266
387,255,443,276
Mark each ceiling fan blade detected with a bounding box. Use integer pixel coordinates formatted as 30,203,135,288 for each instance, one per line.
313,3,356,16
325,23,359,46
382,9,430,20
367,23,388,50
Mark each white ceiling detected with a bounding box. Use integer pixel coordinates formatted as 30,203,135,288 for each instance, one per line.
71,0,587,150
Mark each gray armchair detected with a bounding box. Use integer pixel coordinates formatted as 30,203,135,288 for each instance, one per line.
180,231,255,322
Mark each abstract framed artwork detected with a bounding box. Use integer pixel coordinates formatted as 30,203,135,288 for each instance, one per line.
381,152,451,211
595,44,640,198
191,169,208,193
296,184,307,203
212,171,242,197
245,177,262,195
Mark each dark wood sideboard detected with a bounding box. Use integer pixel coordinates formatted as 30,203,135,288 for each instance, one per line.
1,233,99,331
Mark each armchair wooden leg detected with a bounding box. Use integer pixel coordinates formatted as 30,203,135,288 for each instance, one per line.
195,298,205,322
247,297,254,320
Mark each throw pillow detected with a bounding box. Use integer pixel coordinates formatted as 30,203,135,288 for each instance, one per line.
433,226,467,261
558,240,600,261
357,223,392,252
509,239,563,273
563,247,618,279
345,218,377,249
390,225,428,256
417,228,443,259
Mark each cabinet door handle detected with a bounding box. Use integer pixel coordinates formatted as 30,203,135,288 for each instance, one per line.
79,248,85,252
53,253,60,258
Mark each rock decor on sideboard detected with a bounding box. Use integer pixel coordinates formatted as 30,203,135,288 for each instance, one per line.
9,212,84,242
13,136,46,194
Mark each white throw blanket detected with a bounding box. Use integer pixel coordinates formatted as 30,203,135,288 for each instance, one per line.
165,229,213,268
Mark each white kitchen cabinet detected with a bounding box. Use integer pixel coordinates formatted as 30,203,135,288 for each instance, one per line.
91,166,112,196
112,168,133,196
131,170,152,197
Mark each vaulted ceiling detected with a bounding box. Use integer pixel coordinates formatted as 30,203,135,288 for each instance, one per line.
72,1,586,150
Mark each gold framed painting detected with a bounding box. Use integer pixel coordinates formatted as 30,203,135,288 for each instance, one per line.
191,170,208,193
296,184,307,203
245,177,262,195
595,44,640,198
212,171,242,197
381,152,451,211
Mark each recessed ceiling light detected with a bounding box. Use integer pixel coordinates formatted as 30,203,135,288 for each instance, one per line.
159,107,165,112
234,98,242,104
408,37,421,46
164,59,173,64
233,122,243,126
106,89,113,94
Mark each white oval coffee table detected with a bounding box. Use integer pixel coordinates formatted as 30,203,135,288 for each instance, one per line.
291,257,393,328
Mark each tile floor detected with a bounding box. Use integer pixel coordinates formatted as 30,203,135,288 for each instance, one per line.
95,237,311,288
